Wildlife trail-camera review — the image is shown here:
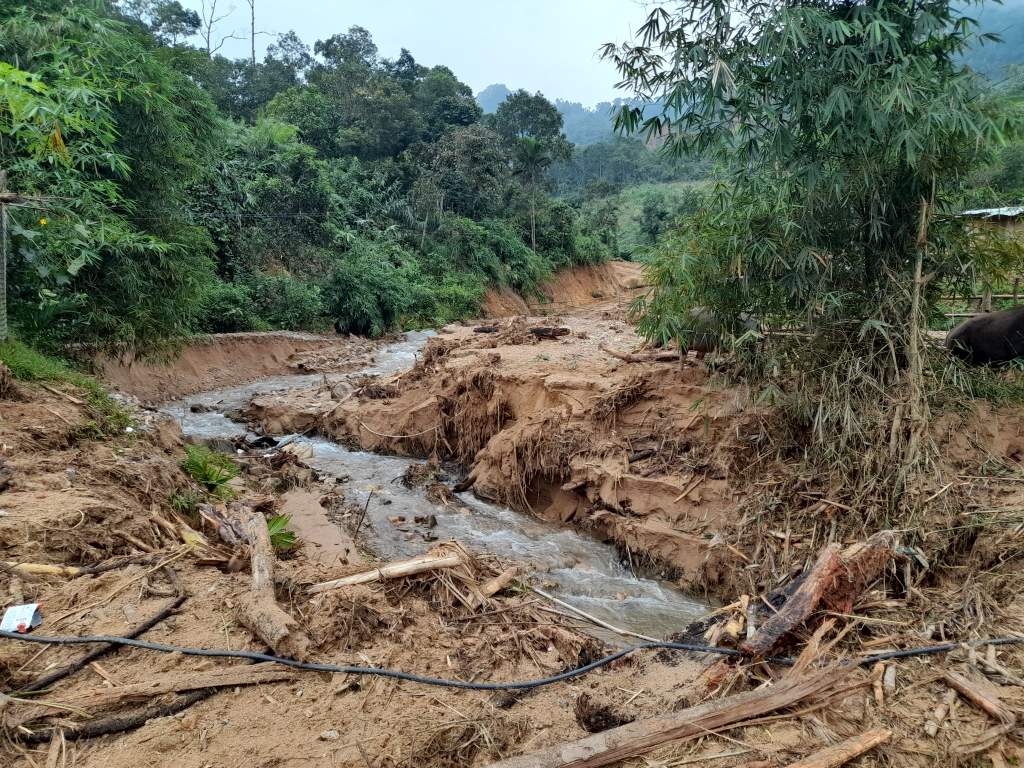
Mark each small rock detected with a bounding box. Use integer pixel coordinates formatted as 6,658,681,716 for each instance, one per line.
124,427,134,434
320,730,340,741
425,514,437,529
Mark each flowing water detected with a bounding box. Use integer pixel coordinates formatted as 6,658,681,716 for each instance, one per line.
162,331,709,645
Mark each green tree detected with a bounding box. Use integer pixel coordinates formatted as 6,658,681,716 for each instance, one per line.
512,137,553,252
489,89,573,162
605,0,1023,483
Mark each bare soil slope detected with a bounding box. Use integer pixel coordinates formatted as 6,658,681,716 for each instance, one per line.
98,332,384,404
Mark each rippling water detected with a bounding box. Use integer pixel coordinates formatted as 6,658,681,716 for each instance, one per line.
162,331,709,644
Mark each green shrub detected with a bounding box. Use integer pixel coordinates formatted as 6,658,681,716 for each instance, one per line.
242,272,327,331
181,444,239,493
268,514,298,550
194,280,267,333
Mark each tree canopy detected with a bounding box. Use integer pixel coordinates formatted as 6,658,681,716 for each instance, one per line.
0,0,609,358
605,0,1024,481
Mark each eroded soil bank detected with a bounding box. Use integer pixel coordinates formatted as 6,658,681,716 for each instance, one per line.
98,331,385,404
6,263,1024,766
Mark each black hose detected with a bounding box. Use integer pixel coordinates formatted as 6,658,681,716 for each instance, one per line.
0,631,791,689
4,630,1023,689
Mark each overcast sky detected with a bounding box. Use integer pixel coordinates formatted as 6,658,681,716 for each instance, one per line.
181,0,654,107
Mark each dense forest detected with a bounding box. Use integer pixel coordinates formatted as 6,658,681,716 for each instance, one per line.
0,0,674,359
2,0,1021,364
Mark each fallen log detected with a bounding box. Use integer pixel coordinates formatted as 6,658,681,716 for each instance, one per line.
308,552,465,594
530,327,571,339
4,663,296,730
598,343,680,363
739,532,897,659
17,595,187,693
227,502,312,661
487,662,859,768
782,728,892,767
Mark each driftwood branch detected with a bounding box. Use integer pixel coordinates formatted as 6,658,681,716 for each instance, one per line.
599,343,680,363
23,688,216,744
1,554,165,580
488,663,858,768
739,532,897,658
17,595,187,693
309,552,465,594
5,663,296,730
227,502,311,661
782,728,892,767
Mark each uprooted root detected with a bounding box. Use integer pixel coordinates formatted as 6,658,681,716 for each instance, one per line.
593,373,651,430
383,541,499,618
436,370,515,465
305,594,400,652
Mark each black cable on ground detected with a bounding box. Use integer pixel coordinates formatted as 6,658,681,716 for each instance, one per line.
4,631,1024,690
1,631,792,689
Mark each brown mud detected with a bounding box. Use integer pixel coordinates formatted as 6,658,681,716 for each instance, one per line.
5,262,1024,766
480,261,642,319
98,331,386,404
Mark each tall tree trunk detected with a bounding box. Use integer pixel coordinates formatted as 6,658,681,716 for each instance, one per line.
903,199,931,473
530,195,537,252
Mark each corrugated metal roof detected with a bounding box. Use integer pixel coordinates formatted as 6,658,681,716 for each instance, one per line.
960,206,1024,218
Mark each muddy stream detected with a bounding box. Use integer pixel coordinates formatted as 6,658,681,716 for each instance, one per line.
161,332,709,645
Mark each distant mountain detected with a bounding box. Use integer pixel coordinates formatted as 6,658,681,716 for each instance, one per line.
475,84,512,114
961,1,1024,78
476,85,662,147
555,100,616,145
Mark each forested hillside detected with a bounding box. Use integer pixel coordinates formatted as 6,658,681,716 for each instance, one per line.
0,0,614,359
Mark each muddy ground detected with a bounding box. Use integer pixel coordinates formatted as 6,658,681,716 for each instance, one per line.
4,262,1024,767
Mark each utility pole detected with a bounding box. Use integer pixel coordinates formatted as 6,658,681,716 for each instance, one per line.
248,0,255,65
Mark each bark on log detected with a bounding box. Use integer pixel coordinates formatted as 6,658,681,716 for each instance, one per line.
228,503,311,661
739,532,897,659
487,663,858,768
4,663,296,729
781,728,892,767
308,553,465,593
598,343,680,363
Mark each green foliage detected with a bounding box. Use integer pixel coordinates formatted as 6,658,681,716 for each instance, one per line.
193,280,267,334
606,0,1024,483
0,4,620,357
181,444,239,493
0,337,131,435
267,514,298,550
169,488,202,518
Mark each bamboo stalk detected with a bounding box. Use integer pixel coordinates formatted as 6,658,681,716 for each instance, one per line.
308,554,464,594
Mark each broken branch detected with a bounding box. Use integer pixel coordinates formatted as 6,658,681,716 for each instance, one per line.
781,728,892,768
488,663,859,768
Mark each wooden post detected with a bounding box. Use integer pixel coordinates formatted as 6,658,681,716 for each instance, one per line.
0,169,8,342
